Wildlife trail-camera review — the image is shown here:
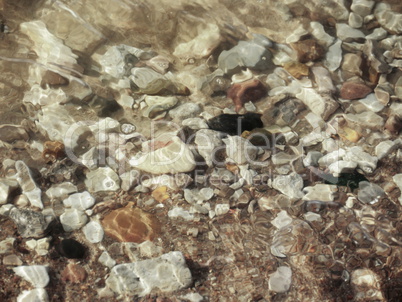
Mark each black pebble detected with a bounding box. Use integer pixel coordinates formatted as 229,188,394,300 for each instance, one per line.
57,239,86,259
207,112,263,136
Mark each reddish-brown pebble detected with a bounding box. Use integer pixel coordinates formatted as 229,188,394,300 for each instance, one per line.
227,79,267,112
61,263,87,283
291,39,325,63
340,82,372,100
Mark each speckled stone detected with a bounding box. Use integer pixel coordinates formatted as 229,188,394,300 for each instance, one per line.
101,202,160,243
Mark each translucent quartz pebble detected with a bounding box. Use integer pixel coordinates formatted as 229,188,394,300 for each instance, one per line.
351,268,384,301
17,289,49,302
223,136,259,165
272,173,304,200
303,151,323,167
83,220,104,243
130,136,196,174
336,23,365,41
311,66,336,93
357,181,384,204
15,161,43,209
296,88,339,120
375,139,402,160
130,67,170,94
310,22,334,47
63,191,95,210
328,160,358,176
173,23,221,60
303,184,338,202
60,209,88,232
105,251,192,297
375,3,402,34
13,265,49,288
269,266,292,293
271,211,292,229
215,204,230,216
142,96,178,120
46,182,77,200
84,167,120,192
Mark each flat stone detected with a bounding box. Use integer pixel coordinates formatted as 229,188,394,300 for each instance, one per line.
336,23,365,41
303,184,338,202
325,39,343,71
60,209,88,232
61,263,87,283
3,254,23,266
105,251,192,297
269,266,292,293
13,265,49,288
340,82,372,100
102,203,160,243
17,289,49,302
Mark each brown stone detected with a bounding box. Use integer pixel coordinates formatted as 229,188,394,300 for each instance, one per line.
42,141,66,163
384,115,402,135
61,263,87,283
227,79,267,112
284,62,309,79
291,39,326,63
340,82,372,100
151,186,169,203
40,70,69,88
101,202,161,243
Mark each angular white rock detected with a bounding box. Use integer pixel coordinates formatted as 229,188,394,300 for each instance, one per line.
13,265,49,288
63,191,95,210
195,129,224,167
296,88,338,120
310,22,335,47
105,251,192,297
312,66,336,93
182,118,208,130
324,39,343,72
99,251,116,269
303,184,338,202
358,94,384,113
271,211,293,229
375,3,402,34
328,160,358,176
344,146,378,173
303,151,323,167
168,207,194,221
130,67,171,94
318,149,346,167
0,237,15,254
375,139,402,160
17,289,49,302
336,23,365,41
351,0,375,16
15,161,43,209
272,173,304,199
60,209,88,232
215,204,230,216
83,220,104,243
348,12,363,28
45,182,77,200
223,136,259,165
269,266,292,293
130,136,196,174
85,167,120,192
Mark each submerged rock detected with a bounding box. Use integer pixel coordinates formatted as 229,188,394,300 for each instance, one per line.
291,39,325,63
227,79,267,112
9,207,53,238
207,113,263,136
13,265,49,288
105,251,192,297
269,266,292,293
84,167,120,192
340,82,372,100
17,289,49,302
15,161,43,209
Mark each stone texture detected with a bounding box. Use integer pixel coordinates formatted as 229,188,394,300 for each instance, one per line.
291,39,325,63
340,82,372,100
61,263,87,283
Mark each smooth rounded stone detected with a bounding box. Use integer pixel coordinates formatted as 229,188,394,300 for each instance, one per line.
84,167,120,192
375,3,402,34
318,149,346,167
328,160,358,176
13,265,49,288
9,207,53,238
344,111,384,130
169,103,202,123
344,146,378,173
357,181,384,204
120,170,141,191
208,113,263,136
303,184,338,202
130,136,196,174
374,82,393,105
291,39,325,63
15,160,43,209
0,124,29,143
0,179,18,205
272,172,304,200
3,254,22,266
61,263,87,283
348,12,363,28
324,39,343,72
366,27,388,40
351,0,375,16
375,139,402,160
194,129,224,167
215,204,230,216
60,209,88,232
303,151,323,167
63,191,95,210
142,96,178,120
105,251,192,297
173,23,221,60
340,82,372,100
130,67,170,94
17,289,49,302
271,210,293,229
45,182,77,200
296,88,339,121
351,268,384,301
218,40,273,74
102,202,160,243
227,79,267,112
0,238,15,254
57,239,86,259
310,22,335,47
269,266,292,293
358,93,384,112
311,66,335,93
168,207,194,221
223,136,259,165
99,251,116,269
82,220,104,243
182,118,208,130
336,23,365,41
385,114,402,135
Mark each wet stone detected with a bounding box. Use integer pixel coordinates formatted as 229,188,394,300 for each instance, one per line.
0,125,29,143
291,39,325,63
60,209,88,232
0,179,18,205
9,207,53,238
340,82,372,100
0,237,15,254
3,254,23,266
82,220,104,243
269,266,292,293
99,251,116,268
208,113,263,136
61,263,87,283
84,167,120,192
13,265,49,288
357,181,384,204
17,289,49,302
227,79,267,112
56,239,86,259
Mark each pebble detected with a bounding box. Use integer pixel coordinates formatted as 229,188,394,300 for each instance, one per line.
168,103,202,123
17,289,49,302
357,181,384,204
84,167,121,192
105,251,192,297
336,23,365,41
0,179,18,205
194,129,224,167
384,114,402,135
344,146,378,174
310,22,335,47
374,3,402,34
60,209,88,232
303,184,338,202
102,202,160,243
61,263,87,283
291,39,325,63
271,210,292,229
13,265,49,288
348,12,363,28
82,220,104,243
9,207,53,238
3,254,23,266
0,237,15,254
215,204,230,216
63,191,95,210
324,39,343,71
15,160,43,209
98,251,116,268
207,113,263,136
303,151,323,167
223,136,259,165
182,117,209,130
269,266,292,293
340,81,372,100
45,182,77,200
358,93,384,112
272,173,304,200
351,0,375,17
0,125,29,143
375,139,402,160
328,160,358,176
227,79,267,112
57,239,86,259
168,207,194,221
142,95,178,120
350,268,384,301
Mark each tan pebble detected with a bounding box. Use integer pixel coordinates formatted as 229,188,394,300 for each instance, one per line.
340,81,372,100
61,263,87,283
